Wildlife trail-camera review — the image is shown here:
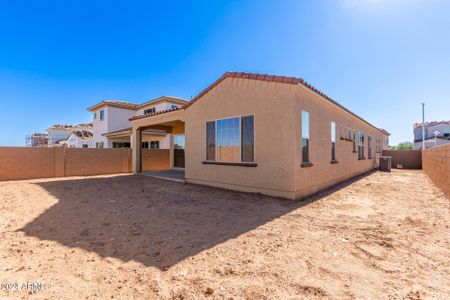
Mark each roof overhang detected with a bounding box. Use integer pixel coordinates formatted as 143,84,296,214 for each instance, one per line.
183,71,390,136
87,101,138,112
103,127,168,138
102,128,132,138
87,97,186,112
135,96,187,110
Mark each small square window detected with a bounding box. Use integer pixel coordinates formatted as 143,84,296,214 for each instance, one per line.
144,107,156,115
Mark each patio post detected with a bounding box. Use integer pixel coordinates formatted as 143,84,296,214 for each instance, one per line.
132,127,142,173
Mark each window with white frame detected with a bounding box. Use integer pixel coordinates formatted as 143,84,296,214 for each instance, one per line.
352,130,356,152
376,139,381,153
301,111,310,164
150,141,160,149
331,122,336,162
205,115,254,163
100,110,105,121
144,107,156,115
358,131,365,159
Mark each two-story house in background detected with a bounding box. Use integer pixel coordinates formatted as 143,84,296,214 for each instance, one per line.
87,96,187,148
46,123,93,147
65,129,94,148
414,120,450,149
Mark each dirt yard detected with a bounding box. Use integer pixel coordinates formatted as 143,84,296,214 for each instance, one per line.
0,170,449,299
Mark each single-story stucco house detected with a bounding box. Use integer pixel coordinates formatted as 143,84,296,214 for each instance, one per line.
129,72,390,200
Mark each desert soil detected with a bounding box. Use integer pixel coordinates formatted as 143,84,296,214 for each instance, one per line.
0,170,449,299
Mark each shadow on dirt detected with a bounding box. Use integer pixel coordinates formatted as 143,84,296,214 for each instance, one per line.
19,172,372,269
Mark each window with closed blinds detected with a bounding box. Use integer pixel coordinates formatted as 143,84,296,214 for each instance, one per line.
206,121,216,161
241,115,254,162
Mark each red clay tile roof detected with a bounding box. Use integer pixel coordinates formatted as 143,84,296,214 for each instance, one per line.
183,72,389,135
129,107,181,121
135,96,187,109
129,71,389,136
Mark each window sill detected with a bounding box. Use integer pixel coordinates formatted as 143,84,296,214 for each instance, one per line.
368,156,373,159
301,162,314,168
358,157,366,160
352,150,357,153
202,161,257,167
330,160,339,164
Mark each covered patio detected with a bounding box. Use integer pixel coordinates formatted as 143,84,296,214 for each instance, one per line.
102,127,170,149
130,108,186,173
140,169,185,182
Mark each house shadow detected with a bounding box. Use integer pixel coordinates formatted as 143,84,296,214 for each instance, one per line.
18,171,373,270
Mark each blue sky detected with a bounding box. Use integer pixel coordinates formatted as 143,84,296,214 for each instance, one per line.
0,0,449,146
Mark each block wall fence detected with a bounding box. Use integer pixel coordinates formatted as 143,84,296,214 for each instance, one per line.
0,147,169,181
422,144,450,198
382,149,422,169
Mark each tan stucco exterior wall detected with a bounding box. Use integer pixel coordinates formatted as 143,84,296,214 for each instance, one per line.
184,77,298,198
129,77,389,200
293,85,388,199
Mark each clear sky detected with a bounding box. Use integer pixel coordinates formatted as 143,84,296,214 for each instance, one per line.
0,0,449,146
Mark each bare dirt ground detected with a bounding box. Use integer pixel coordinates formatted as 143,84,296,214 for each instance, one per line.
0,170,449,299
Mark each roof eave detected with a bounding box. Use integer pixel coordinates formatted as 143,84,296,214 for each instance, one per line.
184,71,389,136
135,96,187,110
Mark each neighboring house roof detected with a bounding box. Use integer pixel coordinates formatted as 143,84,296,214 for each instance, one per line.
87,96,187,112
130,71,390,136
135,96,187,109
47,123,93,131
87,100,139,111
129,107,181,121
72,130,93,139
414,120,450,129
